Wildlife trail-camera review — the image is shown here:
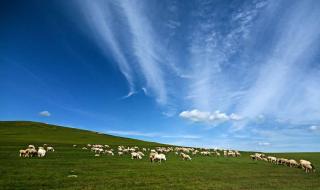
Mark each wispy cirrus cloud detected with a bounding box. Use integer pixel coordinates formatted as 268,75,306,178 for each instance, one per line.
71,0,320,151
105,130,200,139
118,0,168,104
76,1,135,96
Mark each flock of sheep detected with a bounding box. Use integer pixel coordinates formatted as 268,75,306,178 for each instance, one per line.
76,144,241,163
18,144,316,174
19,144,55,158
250,153,316,173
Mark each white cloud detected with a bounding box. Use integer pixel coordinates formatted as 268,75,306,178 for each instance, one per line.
258,142,271,146
179,109,242,123
309,125,320,132
39,111,51,117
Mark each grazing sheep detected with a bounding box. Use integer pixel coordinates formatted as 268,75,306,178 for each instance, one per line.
37,147,46,157
46,147,55,152
118,152,123,156
300,160,315,173
267,156,277,164
137,151,145,157
227,151,236,157
181,153,192,161
28,145,35,149
224,150,227,157
27,148,38,157
19,149,28,157
94,154,100,157
105,150,114,156
149,152,158,162
82,147,88,150
131,152,142,160
250,154,257,160
73,145,77,148
153,153,166,163
288,159,298,167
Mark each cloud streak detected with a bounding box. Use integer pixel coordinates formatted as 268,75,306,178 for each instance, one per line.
106,130,200,139
179,109,242,124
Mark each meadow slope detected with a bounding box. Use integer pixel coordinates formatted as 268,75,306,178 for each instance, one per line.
0,121,319,190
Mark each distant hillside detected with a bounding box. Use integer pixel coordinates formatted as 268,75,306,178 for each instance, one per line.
0,121,162,146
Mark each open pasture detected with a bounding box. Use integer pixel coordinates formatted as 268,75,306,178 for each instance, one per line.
0,121,319,190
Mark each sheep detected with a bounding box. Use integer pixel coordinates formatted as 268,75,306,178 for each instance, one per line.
27,148,38,157
94,154,100,157
118,152,123,156
224,150,227,157
28,145,35,149
300,160,315,173
303,164,314,173
277,158,285,165
288,159,298,167
227,151,236,157
153,153,166,163
73,145,77,148
131,152,142,160
267,156,277,164
149,152,158,162
250,154,257,160
137,151,145,157
37,147,46,157
181,153,192,161
46,147,55,152
82,147,88,150
105,150,114,156
19,149,28,157
200,151,211,156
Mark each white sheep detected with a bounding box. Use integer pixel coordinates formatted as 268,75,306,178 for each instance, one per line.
105,150,114,156
153,153,166,163
19,149,28,157
181,153,192,161
37,147,46,157
47,147,55,152
300,160,315,173
131,152,142,159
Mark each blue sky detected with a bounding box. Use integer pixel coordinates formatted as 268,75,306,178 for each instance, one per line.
1,0,320,152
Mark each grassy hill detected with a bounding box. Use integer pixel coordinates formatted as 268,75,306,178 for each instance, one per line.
0,121,319,190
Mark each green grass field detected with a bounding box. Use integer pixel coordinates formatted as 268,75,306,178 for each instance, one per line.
0,121,319,190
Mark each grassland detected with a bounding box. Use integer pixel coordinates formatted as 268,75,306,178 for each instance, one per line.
0,121,319,190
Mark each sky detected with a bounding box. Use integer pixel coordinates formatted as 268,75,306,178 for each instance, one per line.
1,0,320,152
